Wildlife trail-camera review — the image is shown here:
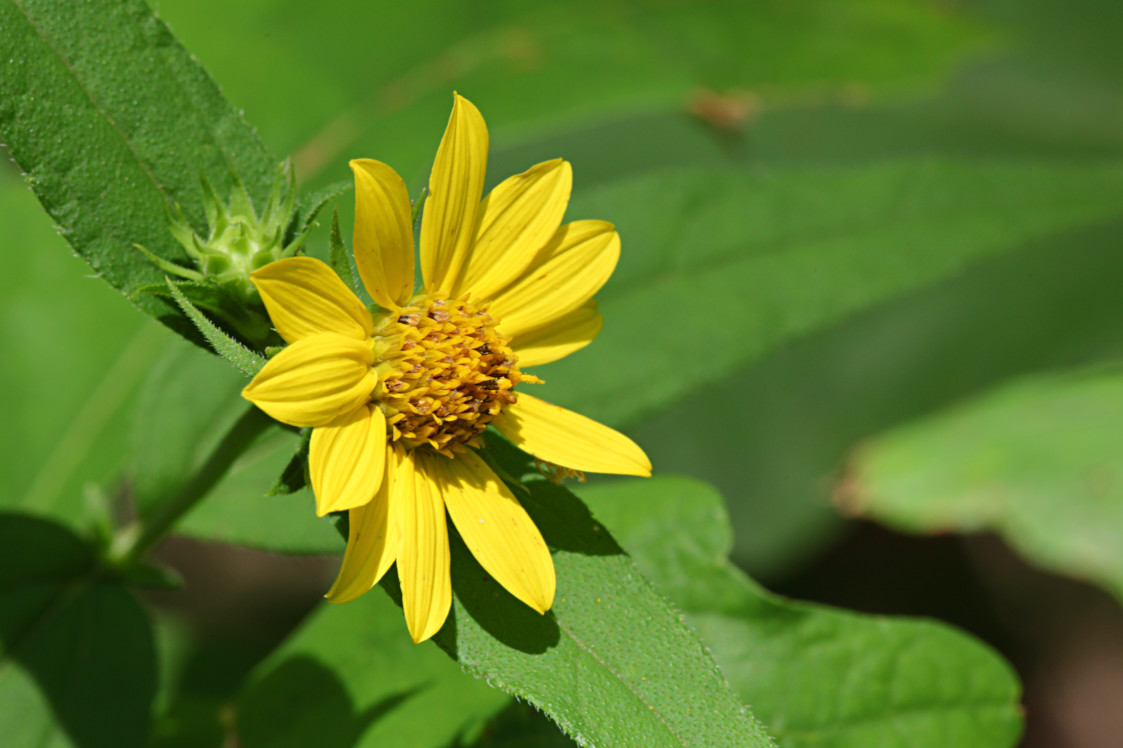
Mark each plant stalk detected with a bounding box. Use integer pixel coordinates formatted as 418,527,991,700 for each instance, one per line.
108,404,273,567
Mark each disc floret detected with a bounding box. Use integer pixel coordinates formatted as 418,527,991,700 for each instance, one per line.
374,296,534,456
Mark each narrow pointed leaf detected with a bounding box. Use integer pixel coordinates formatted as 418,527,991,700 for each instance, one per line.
292,179,351,249
328,208,360,295
166,279,265,377
267,428,312,497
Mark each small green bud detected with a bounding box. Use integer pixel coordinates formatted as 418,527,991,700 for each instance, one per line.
133,160,332,346
164,160,311,303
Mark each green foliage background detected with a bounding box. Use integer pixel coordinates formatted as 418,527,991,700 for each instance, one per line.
3,0,1123,745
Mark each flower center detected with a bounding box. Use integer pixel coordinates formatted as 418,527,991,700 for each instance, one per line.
375,296,528,456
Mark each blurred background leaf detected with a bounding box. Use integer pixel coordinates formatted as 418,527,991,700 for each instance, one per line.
0,175,162,521
235,590,509,748
154,0,991,188
0,513,156,748
844,368,1123,604
539,158,1123,427
632,215,1123,578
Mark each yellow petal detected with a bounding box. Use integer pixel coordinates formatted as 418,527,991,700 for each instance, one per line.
251,256,373,343
309,405,387,517
326,442,401,603
439,451,555,613
453,159,572,302
396,450,452,643
351,159,416,309
491,220,620,340
495,393,651,477
420,93,488,297
510,301,603,368
241,334,375,427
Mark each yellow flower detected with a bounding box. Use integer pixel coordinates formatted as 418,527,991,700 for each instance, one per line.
242,93,650,643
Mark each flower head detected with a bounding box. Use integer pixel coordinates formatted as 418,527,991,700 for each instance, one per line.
242,94,650,643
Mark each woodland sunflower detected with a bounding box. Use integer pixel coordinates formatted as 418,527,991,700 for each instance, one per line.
242,93,650,643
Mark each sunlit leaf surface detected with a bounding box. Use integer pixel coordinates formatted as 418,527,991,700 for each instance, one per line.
581,476,1024,747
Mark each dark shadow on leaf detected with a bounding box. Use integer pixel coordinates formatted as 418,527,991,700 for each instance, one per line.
377,539,561,659
518,478,622,557
237,654,420,748
459,699,574,747
445,530,561,656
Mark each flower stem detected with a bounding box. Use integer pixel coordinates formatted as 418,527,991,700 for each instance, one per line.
108,404,273,567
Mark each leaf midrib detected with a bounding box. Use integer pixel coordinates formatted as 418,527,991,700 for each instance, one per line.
8,0,268,246
552,609,689,746
8,0,167,203
526,491,765,747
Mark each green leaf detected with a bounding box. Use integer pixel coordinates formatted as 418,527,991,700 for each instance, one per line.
266,428,311,497
165,279,266,376
328,207,359,295
844,367,1123,603
0,0,276,336
0,512,157,748
294,180,351,242
538,159,1123,427
122,560,184,591
391,436,775,748
579,476,1024,747
235,590,510,748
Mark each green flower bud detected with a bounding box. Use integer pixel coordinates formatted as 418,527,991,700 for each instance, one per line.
166,160,308,303
134,160,320,347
